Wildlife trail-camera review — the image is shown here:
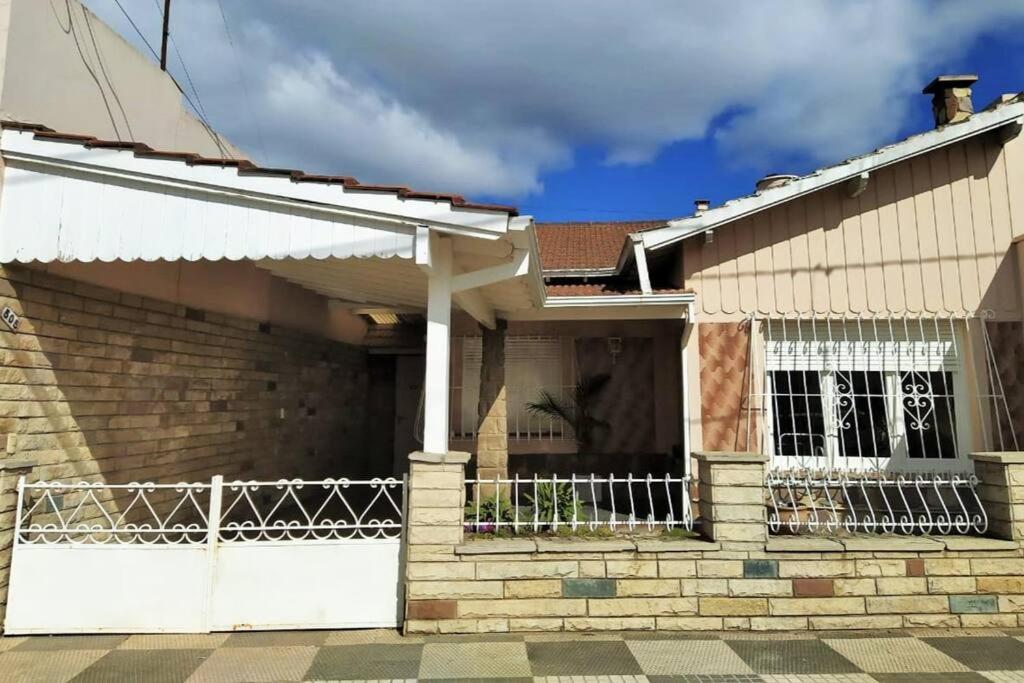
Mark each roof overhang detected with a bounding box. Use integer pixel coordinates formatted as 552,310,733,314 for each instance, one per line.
640,101,1024,251
0,127,545,327
541,267,618,278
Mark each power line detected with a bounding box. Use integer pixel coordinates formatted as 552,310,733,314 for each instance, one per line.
126,0,228,157
112,0,159,61
215,0,268,160
150,0,211,123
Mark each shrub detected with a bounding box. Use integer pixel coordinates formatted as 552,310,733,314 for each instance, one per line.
525,481,586,529
464,494,514,534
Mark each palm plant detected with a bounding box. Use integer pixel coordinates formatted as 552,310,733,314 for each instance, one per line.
525,373,611,451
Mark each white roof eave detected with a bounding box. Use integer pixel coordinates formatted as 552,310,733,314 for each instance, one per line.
0,129,513,240
641,103,1024,251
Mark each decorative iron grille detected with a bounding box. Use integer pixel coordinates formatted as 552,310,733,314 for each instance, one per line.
14,476,405,545
745,313,1018,474
766,469,987,535
463,473,693,535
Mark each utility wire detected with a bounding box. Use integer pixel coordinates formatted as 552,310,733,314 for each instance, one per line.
150,0,211,123
215,0,268,160
112,0,159,61
117,0,229,157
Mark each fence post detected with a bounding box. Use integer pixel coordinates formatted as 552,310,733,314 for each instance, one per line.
201,475,224,633
404,450,470,632
694,451,768,546
0,460,35,634
971,452,1024,540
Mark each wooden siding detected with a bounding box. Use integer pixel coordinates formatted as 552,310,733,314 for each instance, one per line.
682,135,1024,320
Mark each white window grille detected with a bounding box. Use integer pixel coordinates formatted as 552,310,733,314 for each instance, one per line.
747,314,1017,474
453,335,575,440
463,473,693,534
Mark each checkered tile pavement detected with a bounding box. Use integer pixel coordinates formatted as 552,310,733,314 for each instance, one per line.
3,629,1024,682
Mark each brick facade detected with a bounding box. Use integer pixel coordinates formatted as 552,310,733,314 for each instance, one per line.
698,322,755,452
475,322,507,483
405,533,1024,634
404,450,1024,635
0,264,374,629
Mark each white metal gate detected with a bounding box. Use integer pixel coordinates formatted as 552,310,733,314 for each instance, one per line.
3,475,405,634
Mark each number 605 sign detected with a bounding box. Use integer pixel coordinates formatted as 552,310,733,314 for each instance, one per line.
1,306,20,331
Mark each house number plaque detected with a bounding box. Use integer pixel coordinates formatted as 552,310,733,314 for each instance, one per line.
1,306,20,332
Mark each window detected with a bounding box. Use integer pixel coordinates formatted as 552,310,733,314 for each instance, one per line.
761,319,966,471
456,336,570,439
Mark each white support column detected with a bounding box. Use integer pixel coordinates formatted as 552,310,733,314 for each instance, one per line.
423,235,453,454
632,236,653,295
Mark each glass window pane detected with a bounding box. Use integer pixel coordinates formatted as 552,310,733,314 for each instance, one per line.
835,371,892,459
770,371,826,457
901,371,957,459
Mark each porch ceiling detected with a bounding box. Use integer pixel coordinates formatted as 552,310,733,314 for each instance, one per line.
256,232,536,314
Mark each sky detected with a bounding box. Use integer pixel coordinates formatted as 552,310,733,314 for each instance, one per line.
83,1,1024,222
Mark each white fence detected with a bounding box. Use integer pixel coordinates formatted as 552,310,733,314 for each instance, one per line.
4,476,405,635
464,474,693,534
766,469,987,536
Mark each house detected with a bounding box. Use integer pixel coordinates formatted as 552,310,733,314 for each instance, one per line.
0,1,1022,636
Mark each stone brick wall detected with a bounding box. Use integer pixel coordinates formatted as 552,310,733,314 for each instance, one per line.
403,451,1024,635
406,535,1024,634
0,264,373,629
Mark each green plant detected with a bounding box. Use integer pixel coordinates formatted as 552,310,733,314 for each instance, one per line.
525,481,587,529
525,373,611,451
464,493,515,533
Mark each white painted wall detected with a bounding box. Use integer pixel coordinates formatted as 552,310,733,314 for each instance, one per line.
0,0,240,158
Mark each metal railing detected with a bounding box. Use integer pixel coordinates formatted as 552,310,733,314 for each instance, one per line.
14,476,405,545
463,473,693,534
766,469,987,535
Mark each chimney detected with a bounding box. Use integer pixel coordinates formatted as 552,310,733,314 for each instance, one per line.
922,74,978,127
755,173,797,193
693,199,710,216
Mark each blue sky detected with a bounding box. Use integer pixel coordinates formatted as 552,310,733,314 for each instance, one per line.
83,1,1024,223
512,30,1024,222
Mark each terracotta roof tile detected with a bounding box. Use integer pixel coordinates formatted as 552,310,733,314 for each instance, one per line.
535,220,667,272
0,121,517,216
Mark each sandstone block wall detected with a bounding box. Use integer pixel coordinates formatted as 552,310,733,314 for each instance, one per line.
405,536,1024,634
404,451,1024,634
0,264,373,630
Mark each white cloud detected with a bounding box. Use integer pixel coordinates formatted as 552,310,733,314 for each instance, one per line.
82,0,1024,199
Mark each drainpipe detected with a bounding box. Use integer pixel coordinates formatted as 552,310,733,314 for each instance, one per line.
680,301,696,479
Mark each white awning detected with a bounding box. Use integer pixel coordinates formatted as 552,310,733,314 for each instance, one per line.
0,126,542,324
0,127,518,263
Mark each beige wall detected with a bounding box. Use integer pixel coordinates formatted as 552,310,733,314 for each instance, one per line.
682,134,1024,321
0,0,239,158
37,260,366,346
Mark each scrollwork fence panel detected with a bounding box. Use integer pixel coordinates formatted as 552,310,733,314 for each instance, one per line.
14,476,405,545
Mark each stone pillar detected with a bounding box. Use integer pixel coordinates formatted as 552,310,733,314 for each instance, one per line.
0,459,35,633
971,452,1024,540
695,452,768,545
404,450,469,631
476,320,508,491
